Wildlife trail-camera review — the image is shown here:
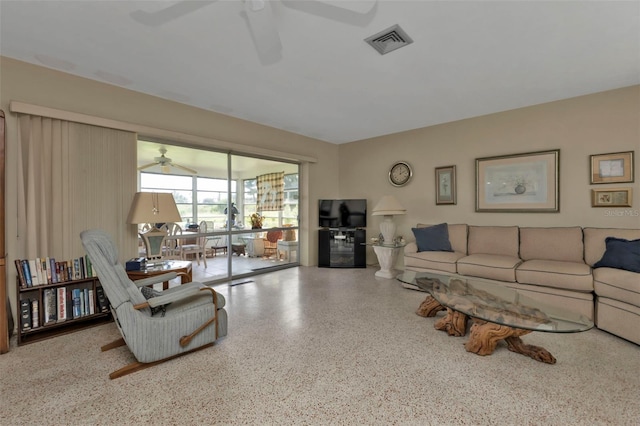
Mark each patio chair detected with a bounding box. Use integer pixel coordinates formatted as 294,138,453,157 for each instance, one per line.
263,229,283,258
80,229,227,379
177,221,208,266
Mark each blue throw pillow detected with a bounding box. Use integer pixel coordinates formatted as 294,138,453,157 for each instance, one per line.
411,223,453,252
593,237,640,273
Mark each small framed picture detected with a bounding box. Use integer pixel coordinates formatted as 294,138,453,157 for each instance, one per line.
435,165,456,205
591,188,633,207
590,151,634,184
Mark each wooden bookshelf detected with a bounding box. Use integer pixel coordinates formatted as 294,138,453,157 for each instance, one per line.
16,276,112,346
0,111,7,353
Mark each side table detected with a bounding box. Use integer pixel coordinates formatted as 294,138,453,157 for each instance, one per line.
277,240,298,262
365,242,406,278
126,260,193,290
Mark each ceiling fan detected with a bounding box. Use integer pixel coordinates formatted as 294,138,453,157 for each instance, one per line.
138,147,198,175
130,0,378,65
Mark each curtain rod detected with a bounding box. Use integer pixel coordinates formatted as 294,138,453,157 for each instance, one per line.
9,100,317,164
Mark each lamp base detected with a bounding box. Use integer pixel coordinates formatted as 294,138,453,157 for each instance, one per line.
379,216,396,244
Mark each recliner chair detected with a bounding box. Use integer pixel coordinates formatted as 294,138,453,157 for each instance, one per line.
80,229,227,379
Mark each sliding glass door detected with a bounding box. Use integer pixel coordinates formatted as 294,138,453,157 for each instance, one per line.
137,140,299,283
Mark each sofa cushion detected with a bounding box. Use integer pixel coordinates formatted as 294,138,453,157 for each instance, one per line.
457,253,522,282
515,259,593,292
519,227,584,262
583,228,640,266
404,250,466,274
412,223,453,252
467,226,519,257
506,282,594,320
418,223,468,254
593,267,640,307
595,297,640,345
593,237,640,273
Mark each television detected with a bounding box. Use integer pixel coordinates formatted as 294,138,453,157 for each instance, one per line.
318,199,367,228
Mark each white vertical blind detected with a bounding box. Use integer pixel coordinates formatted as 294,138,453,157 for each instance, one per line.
17,115,138,261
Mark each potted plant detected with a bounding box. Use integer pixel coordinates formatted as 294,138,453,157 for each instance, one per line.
250,213,263,229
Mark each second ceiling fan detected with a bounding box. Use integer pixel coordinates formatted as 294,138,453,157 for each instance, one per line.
138,147,198,175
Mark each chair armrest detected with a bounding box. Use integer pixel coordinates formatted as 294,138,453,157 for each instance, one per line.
133,272,178,288
133,282,216,309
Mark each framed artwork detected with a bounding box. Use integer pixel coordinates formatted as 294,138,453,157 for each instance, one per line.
590,151,634,184
435,165,456,205
476,149,559,212
591,188,632,207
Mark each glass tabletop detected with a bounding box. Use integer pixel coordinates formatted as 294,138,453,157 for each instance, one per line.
398,271,594,333
362,242,407,248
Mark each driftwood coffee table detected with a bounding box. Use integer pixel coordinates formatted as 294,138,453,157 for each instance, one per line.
398,271,594,364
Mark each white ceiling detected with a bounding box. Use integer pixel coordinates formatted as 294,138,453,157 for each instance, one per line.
1,1,639,145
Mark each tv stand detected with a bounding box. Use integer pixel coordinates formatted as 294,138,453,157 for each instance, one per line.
318,229,365,268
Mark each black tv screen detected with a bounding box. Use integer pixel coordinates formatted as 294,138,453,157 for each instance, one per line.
319,199,367,228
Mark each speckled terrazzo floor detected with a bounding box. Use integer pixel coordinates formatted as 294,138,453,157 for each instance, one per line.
1,266,639,425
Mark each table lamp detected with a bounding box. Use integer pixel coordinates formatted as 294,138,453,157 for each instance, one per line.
372,195,406,244
127,192,182,260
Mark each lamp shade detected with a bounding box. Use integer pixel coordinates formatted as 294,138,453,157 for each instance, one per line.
127,192,182,224
371,195,406,216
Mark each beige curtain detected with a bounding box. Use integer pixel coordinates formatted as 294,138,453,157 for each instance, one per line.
16,115,138,261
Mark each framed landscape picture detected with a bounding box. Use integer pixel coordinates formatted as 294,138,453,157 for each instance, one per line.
435,165,456,205
591,188,633,207
476,149,559,212
590,151,634,184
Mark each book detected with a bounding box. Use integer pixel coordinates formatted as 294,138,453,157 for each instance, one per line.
35,258,44,285
73,258,81,280
66,288,73,319
79,257,86,279
96,286,109,312
31,299,39,328
86,255,95,277
20,299,31,331
72,289,81,319
80,289,86,316
57,287,67,322
49,257,58,284
44,257,52,283
28,259,39,286
88,289,95,315
21,260,32,287
43,288,57,324
15,259,27,288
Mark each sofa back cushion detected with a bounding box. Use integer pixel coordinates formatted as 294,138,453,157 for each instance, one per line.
584,227,640,266
467,225,519,257
519,227,584,262
416,223,467,254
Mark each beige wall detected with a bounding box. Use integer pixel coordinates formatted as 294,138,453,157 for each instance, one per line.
0,57,341,313
2,56,639,279
338,86,640,265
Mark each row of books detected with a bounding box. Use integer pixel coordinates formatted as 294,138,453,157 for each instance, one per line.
15,255,97,288
20,286,109,331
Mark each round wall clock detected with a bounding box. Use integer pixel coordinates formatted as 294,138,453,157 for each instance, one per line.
389,161,413,187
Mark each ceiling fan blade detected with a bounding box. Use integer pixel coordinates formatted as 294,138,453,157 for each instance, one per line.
131,1,217,26
281,0,377,27
242,1,283,66
138,162,159,171
172,163,198,175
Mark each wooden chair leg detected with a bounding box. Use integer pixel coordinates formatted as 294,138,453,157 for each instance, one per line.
101,337,126,352
108,343,214,379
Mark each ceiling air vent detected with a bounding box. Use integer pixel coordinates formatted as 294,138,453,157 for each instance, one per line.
365,24,413,55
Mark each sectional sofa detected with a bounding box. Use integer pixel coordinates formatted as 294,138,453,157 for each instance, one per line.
404,223,640,345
